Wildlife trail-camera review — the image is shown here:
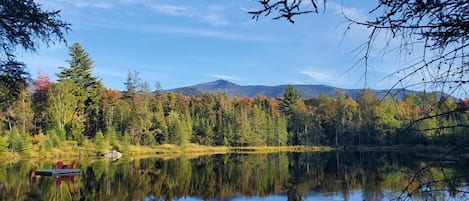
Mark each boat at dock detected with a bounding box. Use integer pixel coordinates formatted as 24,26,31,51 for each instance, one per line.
35,168,81,176
35,160,80,176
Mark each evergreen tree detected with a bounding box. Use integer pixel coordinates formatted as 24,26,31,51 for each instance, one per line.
275,115,289,146
56,43,100,108
280,85,301,117
56,43,103,137
123,70,139,100
250,104,266,146
179,113,192,146
167,111,180,144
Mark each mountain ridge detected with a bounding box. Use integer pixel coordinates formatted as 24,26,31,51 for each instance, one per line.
167,79,436,100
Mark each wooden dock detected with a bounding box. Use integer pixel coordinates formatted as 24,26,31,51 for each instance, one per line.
35,169,81,176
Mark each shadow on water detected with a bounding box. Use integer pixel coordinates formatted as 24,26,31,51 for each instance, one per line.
0,151,467,201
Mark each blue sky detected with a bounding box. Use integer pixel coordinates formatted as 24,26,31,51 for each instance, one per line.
22,0,404,91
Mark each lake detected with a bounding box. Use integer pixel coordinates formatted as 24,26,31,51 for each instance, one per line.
1,151,467,201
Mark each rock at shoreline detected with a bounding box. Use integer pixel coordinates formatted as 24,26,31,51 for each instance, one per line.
103,150,122,160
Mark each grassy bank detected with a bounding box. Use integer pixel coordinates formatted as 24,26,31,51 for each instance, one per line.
3,141,463,161
0,141,333,160
231,146,333,153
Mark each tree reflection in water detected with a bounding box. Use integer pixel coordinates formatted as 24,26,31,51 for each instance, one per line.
0,151,467,201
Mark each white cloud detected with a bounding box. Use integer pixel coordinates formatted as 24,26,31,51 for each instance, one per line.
300,70,331,82
41,0,239,28
328,1,368,22
148,4,193,16
74,18,280,43
209,74,239,81
298,68,361,88
54,0,113,9
202,14,230,26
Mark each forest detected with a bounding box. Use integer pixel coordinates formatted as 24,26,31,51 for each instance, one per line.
1,42,468,155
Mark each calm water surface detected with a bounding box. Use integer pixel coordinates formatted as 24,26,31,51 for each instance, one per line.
0,151,467,201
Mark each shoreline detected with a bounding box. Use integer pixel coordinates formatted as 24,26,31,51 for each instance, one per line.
0,144,333,160
0,144,459,160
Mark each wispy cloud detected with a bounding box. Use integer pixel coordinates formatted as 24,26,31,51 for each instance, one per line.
148,4,193,16
73,17,281,43
209,74,239,81
328,1,368,22
298,68,358,87
52,0,113,9
300,70,332,82
202,14,231,26
41,0,244,32
147,3,233,27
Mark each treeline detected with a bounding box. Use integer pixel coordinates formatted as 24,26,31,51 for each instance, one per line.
0,42,468,153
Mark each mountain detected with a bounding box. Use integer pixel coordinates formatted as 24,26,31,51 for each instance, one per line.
167,79,426,100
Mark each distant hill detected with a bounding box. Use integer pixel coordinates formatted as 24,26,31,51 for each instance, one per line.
167,79,427,100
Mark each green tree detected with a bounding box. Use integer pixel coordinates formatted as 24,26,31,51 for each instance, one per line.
179,113,192,146
167,111,180,144
279,86,312,145
10,90,34,134
0,1,69,123
0,135,8,152
95,131,105,154
335,90,347,146
7,127,29,153
56,43,104,137
44,80,78,132
317,94,338,145
250,104,266,146
105,126,118,148
123,70,139,100
274,114,288,146
122,132,131,154
151,99,168,144
374,98,401,145
357,89,378,145
280,85,301,117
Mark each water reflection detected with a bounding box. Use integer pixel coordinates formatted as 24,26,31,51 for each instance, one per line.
0,151,467,201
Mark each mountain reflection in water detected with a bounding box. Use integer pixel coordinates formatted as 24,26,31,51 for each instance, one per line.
0,151,467,201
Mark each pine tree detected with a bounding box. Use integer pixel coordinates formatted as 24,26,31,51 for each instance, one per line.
56,43,103,137
123,70,139,100
179,113,192,146
56,43,99,106
167,111,180,144
280,85,301,117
